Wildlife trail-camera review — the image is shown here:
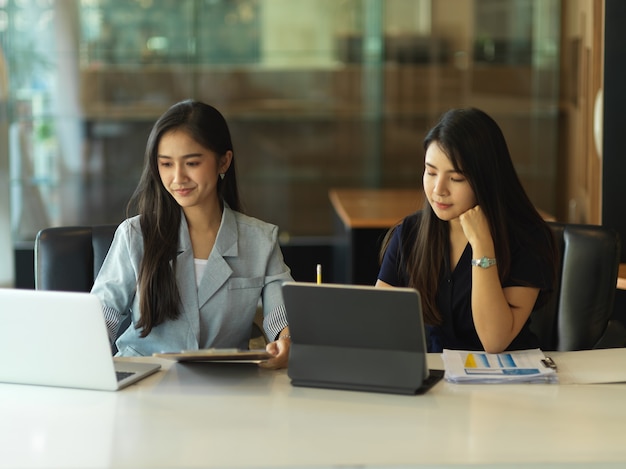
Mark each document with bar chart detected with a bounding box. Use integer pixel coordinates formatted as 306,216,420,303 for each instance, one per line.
441,348,558,384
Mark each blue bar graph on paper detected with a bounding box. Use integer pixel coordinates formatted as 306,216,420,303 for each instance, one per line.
463,351,540,376
497,353,515,368
477,353,489,367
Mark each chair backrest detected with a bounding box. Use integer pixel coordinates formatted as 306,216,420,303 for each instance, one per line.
530,222,622,351
34,225,118,292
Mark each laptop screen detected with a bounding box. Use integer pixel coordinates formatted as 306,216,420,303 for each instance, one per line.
0,288,159,391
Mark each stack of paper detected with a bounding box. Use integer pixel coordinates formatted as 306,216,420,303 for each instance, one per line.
442,348,558,384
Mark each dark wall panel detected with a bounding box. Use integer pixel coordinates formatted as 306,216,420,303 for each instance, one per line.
603,0,626,261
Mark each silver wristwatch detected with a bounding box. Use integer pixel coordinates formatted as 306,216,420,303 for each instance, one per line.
471,256,497,268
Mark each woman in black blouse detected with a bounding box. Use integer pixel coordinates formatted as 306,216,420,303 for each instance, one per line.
377,108,558,353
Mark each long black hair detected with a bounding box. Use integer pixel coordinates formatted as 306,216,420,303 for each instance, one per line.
127,100,242,336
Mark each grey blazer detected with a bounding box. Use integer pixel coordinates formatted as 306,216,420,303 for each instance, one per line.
91,206,293,357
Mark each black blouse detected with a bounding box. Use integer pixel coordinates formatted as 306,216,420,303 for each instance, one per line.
378,211,553,353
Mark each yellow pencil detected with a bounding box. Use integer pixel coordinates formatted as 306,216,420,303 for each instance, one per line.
316,264,322,284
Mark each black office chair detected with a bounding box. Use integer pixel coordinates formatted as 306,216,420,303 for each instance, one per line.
35,225,118,292
34,225,130,350
530,222,626,351
34,224,267,347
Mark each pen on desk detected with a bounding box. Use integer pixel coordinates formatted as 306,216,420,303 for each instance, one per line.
316,264,322,284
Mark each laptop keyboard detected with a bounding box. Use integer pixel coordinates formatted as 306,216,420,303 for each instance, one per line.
116,371,136,382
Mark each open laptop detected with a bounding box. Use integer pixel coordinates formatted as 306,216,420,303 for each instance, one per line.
282,282,443,395
0,288,160,391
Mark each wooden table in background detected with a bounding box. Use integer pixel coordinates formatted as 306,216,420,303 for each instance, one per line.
618,264,626,290
329,188,424,285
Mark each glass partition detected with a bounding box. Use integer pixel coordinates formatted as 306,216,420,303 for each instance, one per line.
1,0,560,243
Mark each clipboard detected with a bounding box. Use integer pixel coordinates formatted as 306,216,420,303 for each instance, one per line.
153,348,271,363
441,348,558,384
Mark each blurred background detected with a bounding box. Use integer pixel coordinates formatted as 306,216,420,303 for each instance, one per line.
0,0,610,287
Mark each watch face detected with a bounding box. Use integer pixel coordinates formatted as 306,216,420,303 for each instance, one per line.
472,257,496,268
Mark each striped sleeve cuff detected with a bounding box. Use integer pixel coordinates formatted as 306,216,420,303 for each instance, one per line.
102,305,121,344
263,304,288,341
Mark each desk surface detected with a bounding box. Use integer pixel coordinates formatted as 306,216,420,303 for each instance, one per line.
3,353,626,468
329,188,424,229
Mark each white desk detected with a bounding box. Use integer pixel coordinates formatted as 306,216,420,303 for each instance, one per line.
2,353,626,468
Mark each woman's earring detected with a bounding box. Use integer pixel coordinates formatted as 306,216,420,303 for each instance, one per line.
220,173,225,180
